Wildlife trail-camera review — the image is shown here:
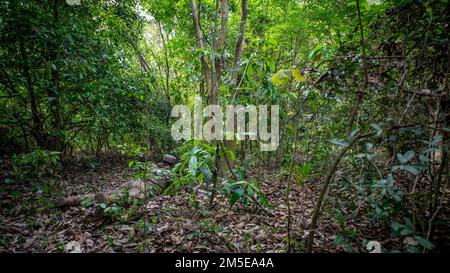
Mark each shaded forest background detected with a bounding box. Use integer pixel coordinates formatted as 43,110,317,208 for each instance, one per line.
0,0,449,253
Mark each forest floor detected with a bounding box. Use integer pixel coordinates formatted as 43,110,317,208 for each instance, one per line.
0,153,447,253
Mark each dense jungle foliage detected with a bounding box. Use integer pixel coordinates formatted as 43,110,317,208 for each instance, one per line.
0,0,449,253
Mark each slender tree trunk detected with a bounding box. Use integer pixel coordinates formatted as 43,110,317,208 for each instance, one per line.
190,0,212,98
47,0,64,152
231,0,248,85
215,0,229,83
216,0,228,52
158,21,171,107
305,139,355,252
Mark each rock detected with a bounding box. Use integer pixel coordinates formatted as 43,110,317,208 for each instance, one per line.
65,240,82,253
128,187,144,199
156,162,170,169
162,154,177,166
55,193,95,208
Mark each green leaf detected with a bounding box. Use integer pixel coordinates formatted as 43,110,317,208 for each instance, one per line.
301,163,312,176
396,153,405,163
370,123,383,137
198,172,204,183
414,236,433,249
349,129,360,141
402,165,420,176
258,192,269,207
246,63,253,78
365,143,373,153
331,139,349,147
403,150,415,163
188,156,198,176
392,165,419,175
199,166,212,182
230,187,244,206
431,134,442,146
391,221,403,232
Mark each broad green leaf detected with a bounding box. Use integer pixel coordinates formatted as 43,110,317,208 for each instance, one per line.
188,156,198,176
199,166,212,182
402,165,420,176
230,187,244,206
414,236,433,249
392,165,420,176
246,63,253,78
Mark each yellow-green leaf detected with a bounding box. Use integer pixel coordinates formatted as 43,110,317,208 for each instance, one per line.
292,69,306,82
271,70,289,85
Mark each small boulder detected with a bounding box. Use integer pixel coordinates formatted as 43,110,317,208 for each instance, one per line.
162,154,177,166
156,162,170,169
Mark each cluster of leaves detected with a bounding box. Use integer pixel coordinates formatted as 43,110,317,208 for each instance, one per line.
168,141,215,193
9,150,61,182
0,0,173,158
167,141,268,209
223,179,268,208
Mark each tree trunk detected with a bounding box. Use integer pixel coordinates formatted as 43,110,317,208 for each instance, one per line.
190,0,212,99
47,0,64,152
231,0,248,85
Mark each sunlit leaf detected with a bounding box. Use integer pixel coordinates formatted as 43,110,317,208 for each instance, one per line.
291,68,306,82
271,70,289,85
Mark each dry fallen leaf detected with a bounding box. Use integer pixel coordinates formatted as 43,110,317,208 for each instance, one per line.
23,237,35,249
404,236,418,246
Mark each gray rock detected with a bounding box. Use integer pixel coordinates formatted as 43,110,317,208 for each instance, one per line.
156,162,170,169
162,154,177,166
